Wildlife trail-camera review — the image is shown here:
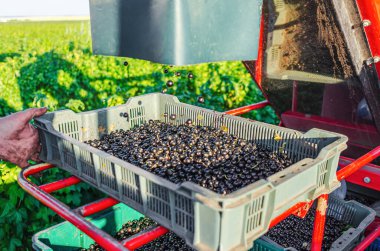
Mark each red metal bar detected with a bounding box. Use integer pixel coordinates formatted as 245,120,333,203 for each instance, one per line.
337,146,380,180
123,226,169,250
254,14,265,88
269,200,314,228
40,176,81,193
18,164,128,251
79,197,120,217
356,0,380,77
354,225,380,251
225,100,270,116
18,150,380,250
293,200,314,219
24,163,55,175
311,194,329,251
21,163,170,250
340,156,380,191
365,217,380,236
292,81,298,112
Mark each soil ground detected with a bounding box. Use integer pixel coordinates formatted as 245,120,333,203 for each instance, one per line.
278,0,354,79
261,0,361,116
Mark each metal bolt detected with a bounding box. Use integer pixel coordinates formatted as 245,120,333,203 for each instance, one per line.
352,20,371,29
364,177,371,184
366,56,380,65
363,20,371,27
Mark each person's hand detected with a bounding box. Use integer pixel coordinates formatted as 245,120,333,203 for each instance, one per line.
0,108,47,167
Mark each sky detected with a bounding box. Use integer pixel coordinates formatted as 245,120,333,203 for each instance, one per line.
0,0,90,17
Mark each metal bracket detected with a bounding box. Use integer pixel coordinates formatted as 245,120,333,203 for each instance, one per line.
366,56,380,66
331,0,372,75
352,19,372,29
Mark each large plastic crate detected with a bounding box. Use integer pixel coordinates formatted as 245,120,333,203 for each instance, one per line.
259,197,376,251
35,93,348,251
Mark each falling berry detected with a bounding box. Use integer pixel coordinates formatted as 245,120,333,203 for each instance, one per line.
197,96,205,104
164,69,169,74
163,112,168,118
186,119,193,125
175,72,181,77
188,73,194,79
166,80,174,87
161,88,168,94
124,61,129,66
170,114,176,120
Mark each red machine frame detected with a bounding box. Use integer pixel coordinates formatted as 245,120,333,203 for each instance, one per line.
18,101,380,251
356,0,380,75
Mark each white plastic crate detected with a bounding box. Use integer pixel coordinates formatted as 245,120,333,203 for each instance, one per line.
36,93,348,251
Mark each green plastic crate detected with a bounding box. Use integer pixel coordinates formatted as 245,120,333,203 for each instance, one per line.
32,203,281,251
250,240,284,251
32,204,143,251
35,93,348,251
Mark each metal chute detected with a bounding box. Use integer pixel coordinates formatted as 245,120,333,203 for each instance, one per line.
89,0,263,65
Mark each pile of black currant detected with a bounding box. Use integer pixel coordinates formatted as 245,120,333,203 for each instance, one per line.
115,218,156,240
345,193,375,206
83,217,193,251
265,208,349,250
82,217,156,251
85,120,293,195
135,232,194,251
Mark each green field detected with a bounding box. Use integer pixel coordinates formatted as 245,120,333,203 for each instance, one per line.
0,20,276,250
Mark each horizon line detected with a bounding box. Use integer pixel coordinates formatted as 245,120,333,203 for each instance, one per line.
0,16,90,22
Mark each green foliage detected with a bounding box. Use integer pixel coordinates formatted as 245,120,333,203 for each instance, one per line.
0,161,101,250
0,20,278,250
0,21,276,120
65,99,86,112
